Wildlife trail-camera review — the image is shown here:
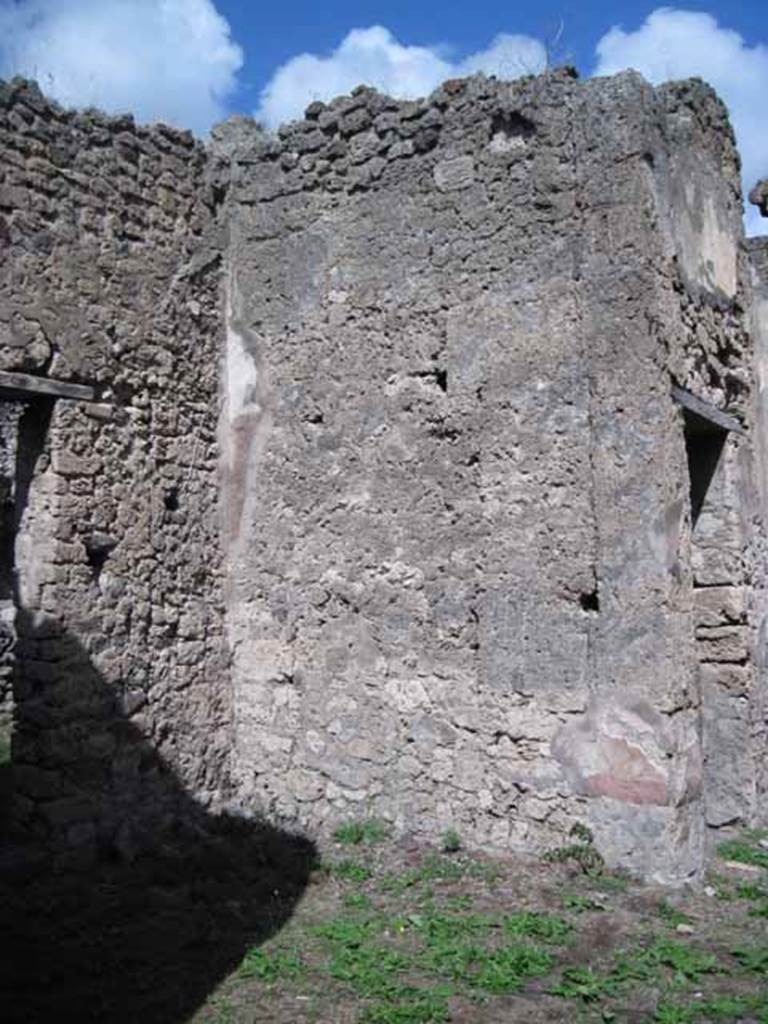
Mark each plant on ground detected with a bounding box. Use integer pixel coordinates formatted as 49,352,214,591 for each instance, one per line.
334,819,391,846
361,989,452,1024
563,893,606,913
329,943,411,998
440,829,461,854
543,823,605,875
468,944,554,994
658,899,693,928
332,859,373,883
237,947,304,983
654,1004,695,1024
380,853,494,894
615,939,719,985
343,891,373,911
550,966,616,1002
699,994,768,1019
717,830,768,871
731,945,768,974
503,911,572,943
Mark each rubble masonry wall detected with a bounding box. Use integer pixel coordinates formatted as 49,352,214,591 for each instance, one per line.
219,70,760,883
0,79,231,861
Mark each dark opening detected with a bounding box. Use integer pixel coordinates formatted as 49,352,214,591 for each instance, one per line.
682,409,727,528
163,487,179,511
579,590,600,613
83,532,118,576
490,111,536,142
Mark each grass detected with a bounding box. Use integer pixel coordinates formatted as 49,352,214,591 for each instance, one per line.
440,830,461,854
717,830,768,871
193,827,768,1024
333,819,391,846
331,859,374,883
657,899,693,928
562,892,606,913
237,948,304,983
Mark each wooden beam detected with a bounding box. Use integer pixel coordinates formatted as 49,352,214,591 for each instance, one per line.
671,385,744,435
0,370,95,402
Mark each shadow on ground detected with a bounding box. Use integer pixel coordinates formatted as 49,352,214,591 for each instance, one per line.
0,614,316,1024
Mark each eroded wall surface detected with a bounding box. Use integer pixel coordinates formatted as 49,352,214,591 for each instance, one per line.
0,80,231,861
217,71,756,882
1,70,763,881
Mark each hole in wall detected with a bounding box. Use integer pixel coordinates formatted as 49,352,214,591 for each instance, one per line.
163,487,179,512
489,111,535,153
83,532,118,577
579,590,600,613
682,410,727,529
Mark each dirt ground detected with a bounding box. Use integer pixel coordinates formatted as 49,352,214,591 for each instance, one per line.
191,824,768,1024
2,814,765,1024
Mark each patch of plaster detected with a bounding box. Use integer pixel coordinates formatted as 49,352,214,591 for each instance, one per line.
552,695,671,806
220,278,271,546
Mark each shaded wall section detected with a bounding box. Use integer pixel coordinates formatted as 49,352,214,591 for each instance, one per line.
0,78,232,857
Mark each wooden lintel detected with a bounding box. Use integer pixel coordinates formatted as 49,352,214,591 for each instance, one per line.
0,370,95,403
671,385,744,435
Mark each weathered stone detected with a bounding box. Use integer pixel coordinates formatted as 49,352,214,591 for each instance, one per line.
1,70,767,886
433,155,475,191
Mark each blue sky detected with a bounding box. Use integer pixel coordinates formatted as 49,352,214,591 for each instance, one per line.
215,0,767,117
0,1,765,230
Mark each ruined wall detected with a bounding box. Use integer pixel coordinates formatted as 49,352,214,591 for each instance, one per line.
747,231,768,831
216,70,760,883
0,79,231,861
1,70,764,881
641,83,762,848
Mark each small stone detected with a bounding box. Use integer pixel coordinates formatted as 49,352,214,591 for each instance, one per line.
723,860,762,874
676,923,695,935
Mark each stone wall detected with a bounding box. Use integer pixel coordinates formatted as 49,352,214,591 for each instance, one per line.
746,231,768,834
0,79,231,861
1,70,765,882
217,70,760,883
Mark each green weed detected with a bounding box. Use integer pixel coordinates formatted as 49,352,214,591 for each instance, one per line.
544,823,605,875
654,1004,695,1024
699,994,768,1019
441,829,461,853
563,893,606,913
503,911,572,944
717,832,768,871
590,872,631,894
469,944,554,994
334,819,391,846
658,900,693,928
617,939,719,984
550,966,616,1002
313,916,380,947
343,891,373,911
332,859,373,883
237,947,304,983
731,945,768,974
380,854,493,894
361,989,452,1023
735,882,767,900
329,944,410,998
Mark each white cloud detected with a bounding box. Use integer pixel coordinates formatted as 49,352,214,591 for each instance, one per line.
0,0,243,134
257,25,545,129
594,8,768,235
